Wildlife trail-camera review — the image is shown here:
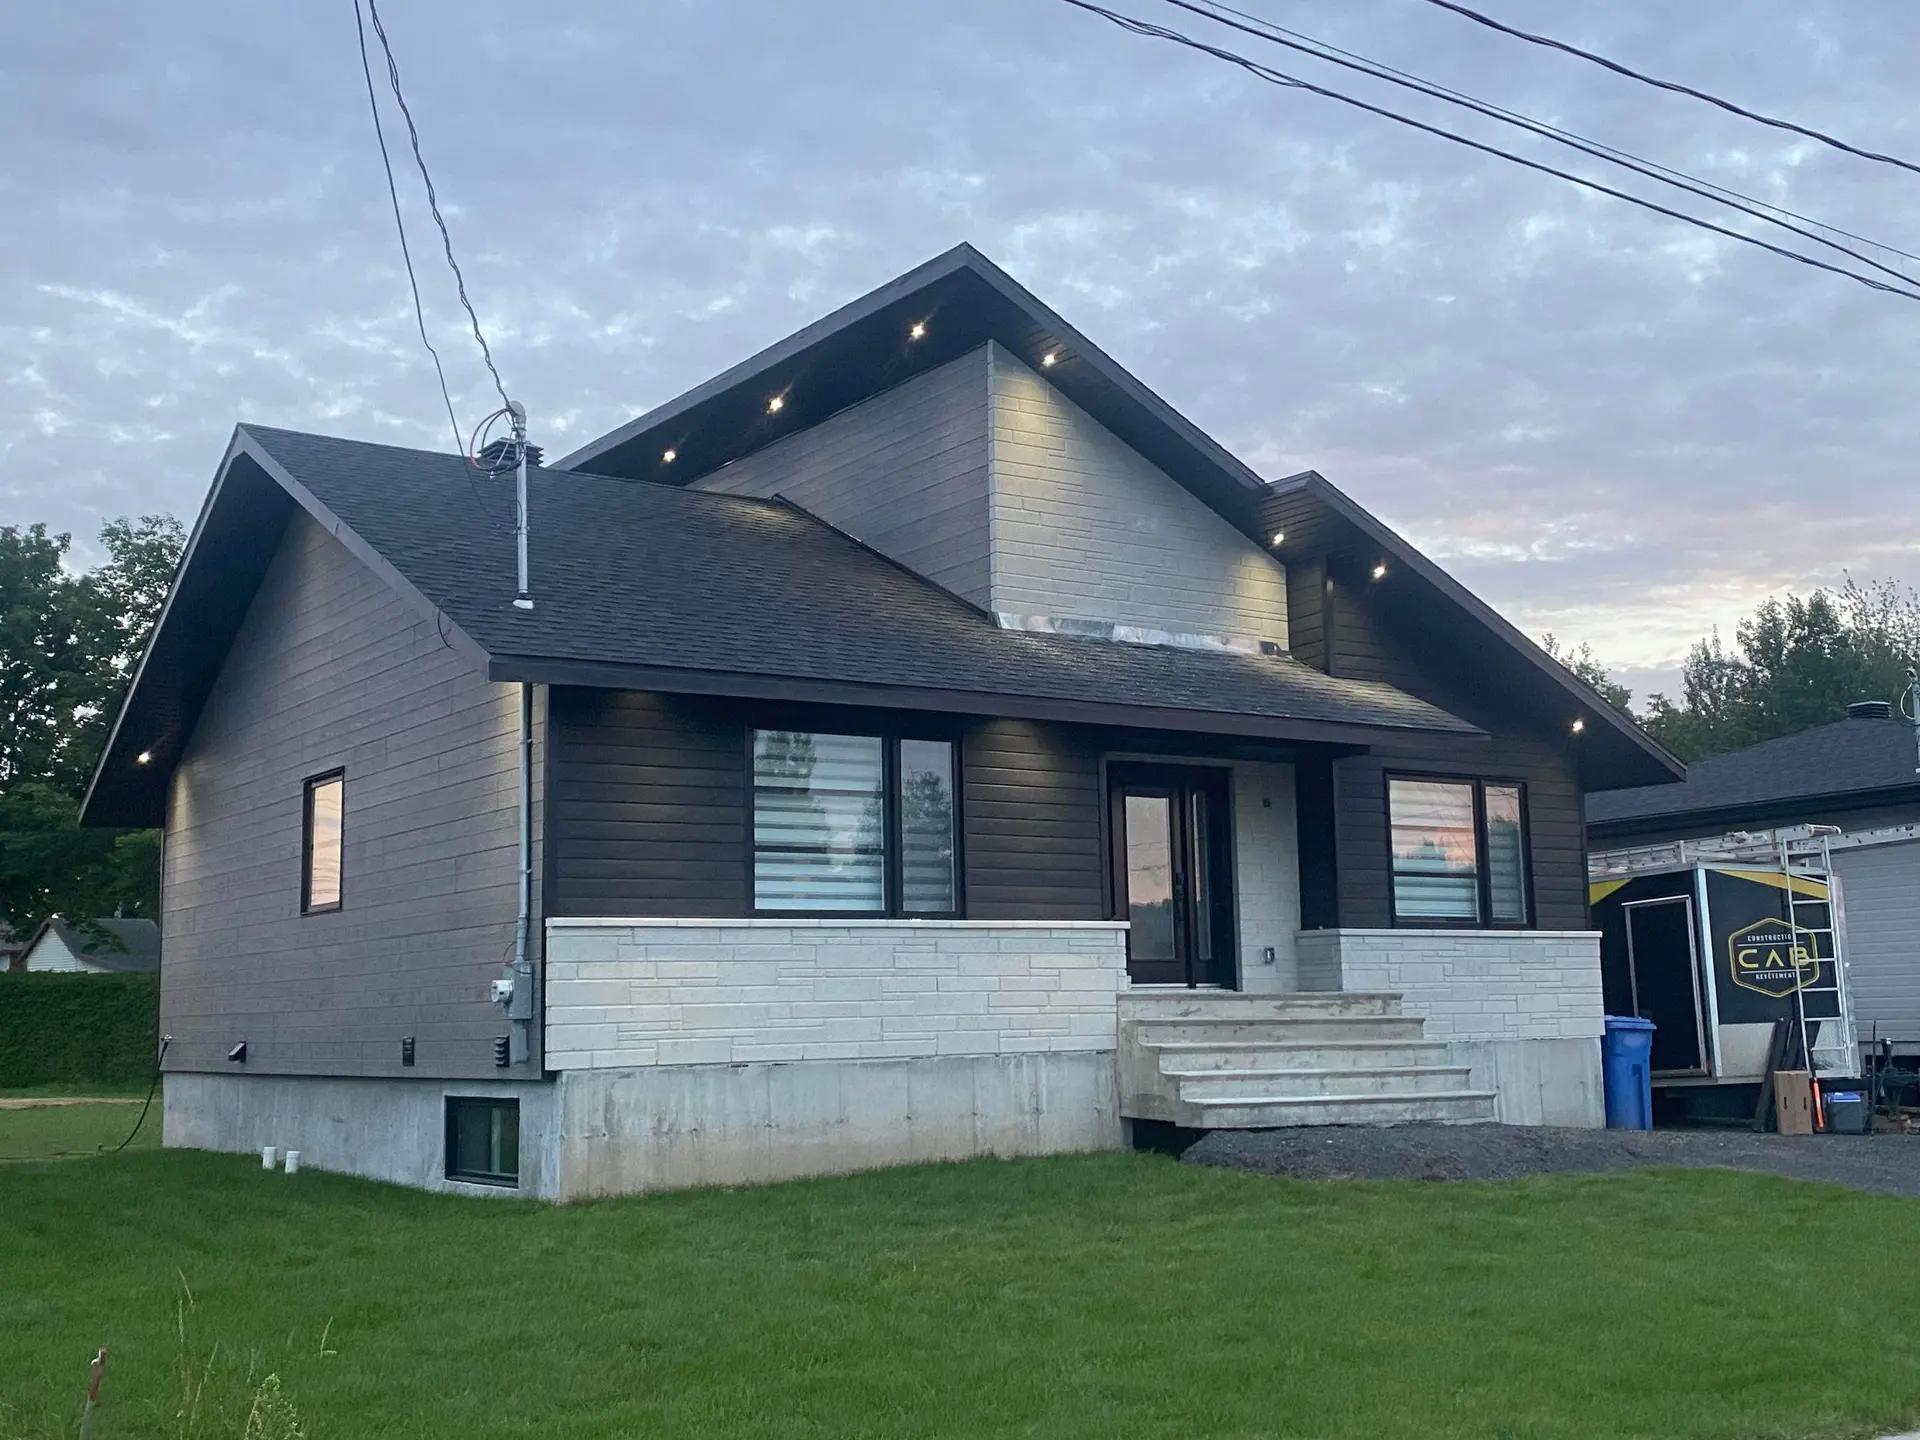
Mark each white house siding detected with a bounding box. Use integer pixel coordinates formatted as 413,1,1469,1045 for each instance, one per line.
1297,928,1605,1125
1833,837,1920,1049
22,930,87,972
1232,761,1302,990
986,343,1289,648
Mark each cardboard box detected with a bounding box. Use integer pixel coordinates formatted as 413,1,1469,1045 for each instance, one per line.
1773,1070,1814,1135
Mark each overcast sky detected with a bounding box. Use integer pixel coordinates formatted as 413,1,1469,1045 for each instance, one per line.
5,1,1916,702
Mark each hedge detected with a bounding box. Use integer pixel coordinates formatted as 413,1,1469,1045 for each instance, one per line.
0,972,161,1089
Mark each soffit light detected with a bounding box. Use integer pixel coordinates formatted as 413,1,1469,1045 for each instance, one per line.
136,750,153,765
909,321,927,340
1041,350,1059,368
1269,530,1285,546
1371,562,1388,580
767,394,785,414
661,448,677,464
1571,718,1586,734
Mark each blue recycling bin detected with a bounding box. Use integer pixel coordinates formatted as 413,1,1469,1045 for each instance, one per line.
1601,1015,1657,1130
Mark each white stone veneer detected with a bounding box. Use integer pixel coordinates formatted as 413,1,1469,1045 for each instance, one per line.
545,918,1131,1070
1297,928,1606,1126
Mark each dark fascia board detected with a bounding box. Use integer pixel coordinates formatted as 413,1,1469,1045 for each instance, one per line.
1588,781,1920,841
486,652,1490,752
1268,470,1686,785
79,428,488,828
555,242,1273,503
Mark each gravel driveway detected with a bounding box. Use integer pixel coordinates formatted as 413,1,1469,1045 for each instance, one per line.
1184,1124,1920,1197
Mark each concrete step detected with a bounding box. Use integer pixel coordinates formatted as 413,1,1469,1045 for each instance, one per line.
1118,991,1402,1020
1143,1040,1454,1071
1177,1090,1498,1128
1129,1016,1427,1046
1168,1065,1476,1100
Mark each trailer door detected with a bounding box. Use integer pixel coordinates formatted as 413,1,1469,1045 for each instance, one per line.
1625,896,1711,1076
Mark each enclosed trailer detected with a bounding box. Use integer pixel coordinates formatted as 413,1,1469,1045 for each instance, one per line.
1589,829,1858,1086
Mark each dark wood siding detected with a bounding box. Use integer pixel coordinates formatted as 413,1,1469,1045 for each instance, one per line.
547,690,749,917
161,511,543,1080
547,695,1108,922
963,719,1106,920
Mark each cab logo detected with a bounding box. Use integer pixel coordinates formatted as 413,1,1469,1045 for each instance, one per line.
1727,919,1820,999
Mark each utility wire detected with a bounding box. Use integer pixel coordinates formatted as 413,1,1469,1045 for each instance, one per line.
1054,0,1920,304
1412,0,1920,182
1174,0,1920,283
364,0,515,416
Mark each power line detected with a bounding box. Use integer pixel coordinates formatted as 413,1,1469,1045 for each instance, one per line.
1053,0,1920,304
1178,0,1920,280
1412,0,1920,182
363,0,515,416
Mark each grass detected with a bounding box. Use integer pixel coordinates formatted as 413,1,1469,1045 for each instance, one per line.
0,1099,156,1161
4,1139,1920,1440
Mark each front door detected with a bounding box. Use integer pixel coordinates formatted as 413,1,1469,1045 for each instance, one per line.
1109,764,1234,987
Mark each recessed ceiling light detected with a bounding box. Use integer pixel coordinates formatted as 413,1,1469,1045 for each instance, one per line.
1270,531,1285,546
136,750,153,765
767,395,785,414
909,321,926,340
661,448,677,464
1371,562,1388,580
1041,351,1059,368
1571,718,1586,735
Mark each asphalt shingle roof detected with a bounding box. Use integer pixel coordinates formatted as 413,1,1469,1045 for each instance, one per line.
1587,714,1920,825
28,917,161,972
241,425,1477,739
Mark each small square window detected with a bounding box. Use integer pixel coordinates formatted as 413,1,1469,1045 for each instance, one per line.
301,771,344,914
445,1097,519,1187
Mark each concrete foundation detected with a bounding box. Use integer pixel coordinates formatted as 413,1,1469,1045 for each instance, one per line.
163,1048,1123,1201
163,1072,559,1197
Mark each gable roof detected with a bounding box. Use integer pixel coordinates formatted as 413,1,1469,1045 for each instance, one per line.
1588,713,1920,834
1258,470,1684,792
22,917,161,973
82,424,1480,828
563,243,1681,793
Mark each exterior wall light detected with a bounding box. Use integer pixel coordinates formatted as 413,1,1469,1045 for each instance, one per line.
661,448,676,464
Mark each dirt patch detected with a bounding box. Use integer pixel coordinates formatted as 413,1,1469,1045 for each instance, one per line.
1183,1124,1920,1197
0,1096,139,1110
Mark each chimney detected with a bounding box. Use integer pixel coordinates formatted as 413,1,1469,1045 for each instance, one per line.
1847,699,1895,721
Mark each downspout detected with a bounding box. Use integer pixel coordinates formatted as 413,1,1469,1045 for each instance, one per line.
510,680,534,1065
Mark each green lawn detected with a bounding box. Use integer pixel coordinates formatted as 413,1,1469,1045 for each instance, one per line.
3,1142,1920,1440
0,1099,154,1161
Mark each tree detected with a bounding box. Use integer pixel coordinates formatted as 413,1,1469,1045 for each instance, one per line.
0,513,184,940
1540,633,1633,714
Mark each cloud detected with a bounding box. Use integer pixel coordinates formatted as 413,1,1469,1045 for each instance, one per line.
3,0,1916,688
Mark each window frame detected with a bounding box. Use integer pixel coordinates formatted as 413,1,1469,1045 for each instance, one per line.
444,1096,520,1188
1384,772,1533,930
745,729,965,920
300,769,346,916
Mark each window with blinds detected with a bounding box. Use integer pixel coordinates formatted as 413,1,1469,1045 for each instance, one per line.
751,731,959,916
1387,776,1531,927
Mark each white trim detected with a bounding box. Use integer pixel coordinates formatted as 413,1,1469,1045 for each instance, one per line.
546,916,1131,932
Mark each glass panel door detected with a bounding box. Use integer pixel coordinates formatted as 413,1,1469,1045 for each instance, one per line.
1122,791,1183,983
1110,766,1235,987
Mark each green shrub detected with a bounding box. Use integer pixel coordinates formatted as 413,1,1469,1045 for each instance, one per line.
0,972,159,1088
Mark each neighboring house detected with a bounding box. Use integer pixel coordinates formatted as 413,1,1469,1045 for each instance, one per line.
18,917,162,974
1589,700,1920,1053
82,244,1679,1197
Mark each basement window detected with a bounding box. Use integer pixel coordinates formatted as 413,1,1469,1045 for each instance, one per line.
1387,776,1531,928
445,1097,519,1187
750,730,959,917
301,770,345,914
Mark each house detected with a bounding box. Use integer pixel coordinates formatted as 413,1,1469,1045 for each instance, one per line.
16,917,162,974
1589,699,1920,1056
81,244,1679,1197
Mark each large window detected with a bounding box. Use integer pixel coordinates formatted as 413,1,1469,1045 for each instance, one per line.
445,1097,519,1187
751,731,958,915
1388,776,1529,926
301,770,344,914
